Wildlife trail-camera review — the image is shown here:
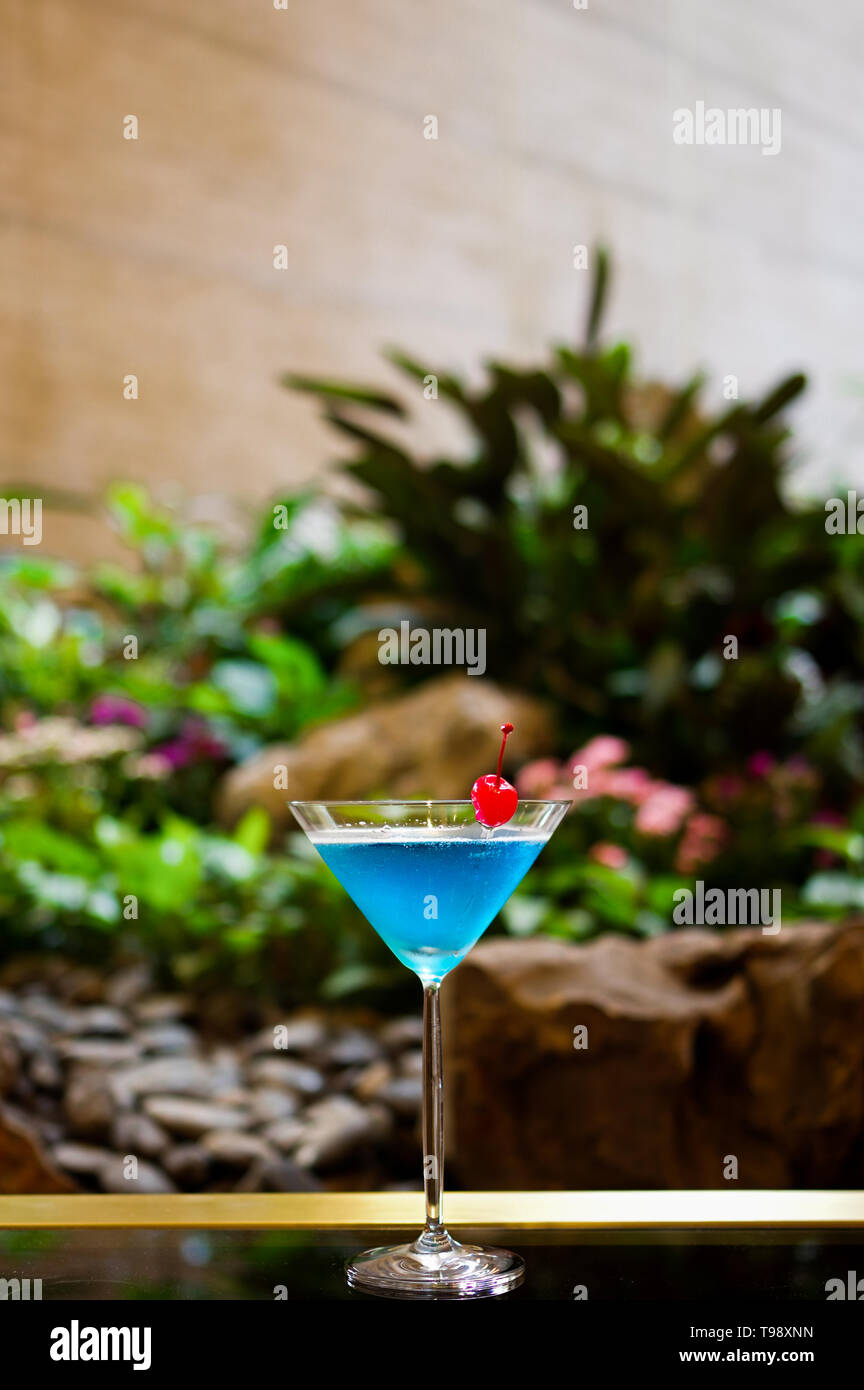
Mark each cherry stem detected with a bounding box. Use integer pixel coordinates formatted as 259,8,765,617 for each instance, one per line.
495,723,514,788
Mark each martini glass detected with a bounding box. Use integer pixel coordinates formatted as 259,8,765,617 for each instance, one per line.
289,798,570,1298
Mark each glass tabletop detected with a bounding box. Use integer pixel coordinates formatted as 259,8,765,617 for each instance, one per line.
3,1224,864,1301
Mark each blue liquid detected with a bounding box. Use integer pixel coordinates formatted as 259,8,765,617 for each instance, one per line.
313,835,547,983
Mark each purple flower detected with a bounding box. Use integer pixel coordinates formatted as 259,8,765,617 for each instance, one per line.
152,719,227,769
90,696,149,729
747,751,776,778
151,739,191,769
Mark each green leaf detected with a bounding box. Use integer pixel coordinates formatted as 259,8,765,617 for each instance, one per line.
0,820,101,877
281,374,405,416
320,963,400,999
233,807,270,856
585,245,610,350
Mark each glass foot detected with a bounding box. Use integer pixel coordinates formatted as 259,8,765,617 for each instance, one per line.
346,1230,524,1299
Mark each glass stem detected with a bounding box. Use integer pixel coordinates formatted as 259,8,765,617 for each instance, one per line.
419,981,447,1248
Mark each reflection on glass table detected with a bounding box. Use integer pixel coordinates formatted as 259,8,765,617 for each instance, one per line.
2,1227,864,1301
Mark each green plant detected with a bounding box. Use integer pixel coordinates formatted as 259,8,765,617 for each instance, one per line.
285,250,864,797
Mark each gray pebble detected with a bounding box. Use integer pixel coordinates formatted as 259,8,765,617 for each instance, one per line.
248,1087,298,1126
201,1130,276,1167
236,1155,321,1193
58,1039,139,1066
99,1155,176,1194
133,995,192,1025
373,1076,423,1118
294,1096,387,1170
324,1029,384,1068
110,1057,215,1103
162,1143,210,1187
246,1057,323,1096
260,1118,306,1153
29,1051,63,1091
111,1111,170,1158
69,1005,129,1037
379,1017,424,1053
64,1070,116,1140
136,1024,196,1056
53,1142,113,1176
143,1096,248,1138
105,963,153,1009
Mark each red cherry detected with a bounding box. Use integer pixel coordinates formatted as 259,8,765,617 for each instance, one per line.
471,723,519,827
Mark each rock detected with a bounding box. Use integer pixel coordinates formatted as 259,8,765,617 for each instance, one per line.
99,1156,176,1194
4,1016,48,1056
243,1017,327,1058
353,1060,392,1102
29,1052,63,1091
0,990,18,1017
64,1071,116,1140
201,1130,275,1167
19,994,76,1033
444,924,864,1189
52,1141,113,1177
57,1040,139,1066
246,1057,323,1096
371,1076,422,1118
260,1118,306,1152
105,963,153,1008
54,966,104,1004
324,1029,384,1068
111,1111,170,1158
10,1073,33,1102
248,1087,299,1126
68,1005,129,1037
209,1047,243,1093
133,995,192,1025
0,1106,76,1192
235,1155,321,1193
213,1087,249,1108
379,1016,424,1053
0,1028,21,1097
294,1096,388,1170
32,1117,64,1147
218,674,554,830
136,1024,196,1056
162,1144,210,1187
397,1049,423,1078
110,1057,215,1104
142,1097,248,1138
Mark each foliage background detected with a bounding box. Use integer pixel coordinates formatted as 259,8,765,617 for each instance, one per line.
2,260,862,1008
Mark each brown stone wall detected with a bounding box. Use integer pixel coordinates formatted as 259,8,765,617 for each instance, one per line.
443,924,864,1189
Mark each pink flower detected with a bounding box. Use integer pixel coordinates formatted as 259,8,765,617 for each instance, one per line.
685,813,725,840
588,842,628,870
675,813,726,873
601,767,655,804
571,736,630,775
516,759,561,798
635,785,693,836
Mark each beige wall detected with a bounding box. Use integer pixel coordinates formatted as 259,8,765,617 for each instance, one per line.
3,0,863,556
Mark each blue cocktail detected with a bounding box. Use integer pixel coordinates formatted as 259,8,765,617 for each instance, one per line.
290,798,569,1299
312,832,548,982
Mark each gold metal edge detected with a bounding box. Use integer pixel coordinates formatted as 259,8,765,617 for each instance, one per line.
0,1191,863,1230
